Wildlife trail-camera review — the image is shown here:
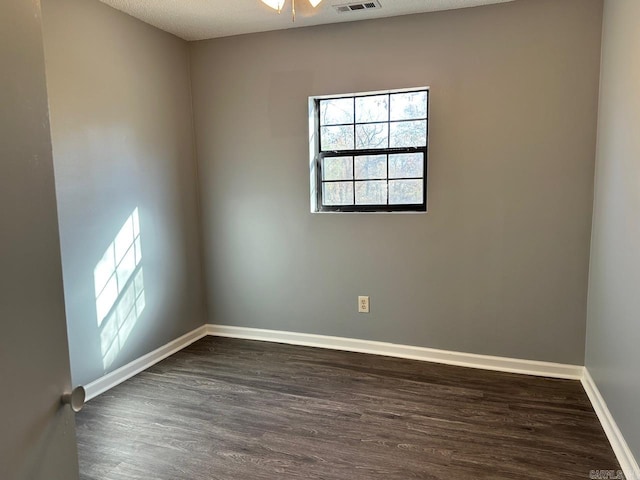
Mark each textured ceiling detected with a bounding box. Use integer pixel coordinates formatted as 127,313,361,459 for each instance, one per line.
98,0,515,41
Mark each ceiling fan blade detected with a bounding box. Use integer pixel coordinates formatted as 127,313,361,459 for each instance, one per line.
261,0,286,11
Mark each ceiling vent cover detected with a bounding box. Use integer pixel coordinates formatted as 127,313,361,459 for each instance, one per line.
333,1,381,13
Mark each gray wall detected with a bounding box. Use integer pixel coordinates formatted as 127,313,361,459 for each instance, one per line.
585,0,640,461
41,0,206,387
0,0,79,477
190,0,603,365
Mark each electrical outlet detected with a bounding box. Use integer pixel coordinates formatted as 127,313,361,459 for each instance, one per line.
358,296,369,313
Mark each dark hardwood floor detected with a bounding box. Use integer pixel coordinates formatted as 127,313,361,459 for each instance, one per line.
77,336,619,480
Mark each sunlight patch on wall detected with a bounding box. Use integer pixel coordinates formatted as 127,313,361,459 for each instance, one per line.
93,208,146,370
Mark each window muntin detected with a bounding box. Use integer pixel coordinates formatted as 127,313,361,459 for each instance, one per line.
314,88,428,212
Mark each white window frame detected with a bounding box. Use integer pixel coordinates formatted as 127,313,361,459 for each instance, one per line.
309,86,430,213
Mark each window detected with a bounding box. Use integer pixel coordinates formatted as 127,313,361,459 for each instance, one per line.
310,88,429,212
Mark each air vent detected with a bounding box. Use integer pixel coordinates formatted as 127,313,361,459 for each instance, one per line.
333,0,381,14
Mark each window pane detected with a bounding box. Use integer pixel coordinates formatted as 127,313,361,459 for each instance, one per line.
389,179,423,204
356,123,388,149
321,125,354,151
355,155,386,180
355,95,388,123
389,153,423,179
355,181,387,205
390,91,428,121
320,98,353,125
323,181,354,206
389,120,427,148
323,156,353,181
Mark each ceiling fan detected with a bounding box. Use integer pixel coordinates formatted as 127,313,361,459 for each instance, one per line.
261,0,323,22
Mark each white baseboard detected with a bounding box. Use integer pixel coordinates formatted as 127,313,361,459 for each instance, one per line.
205,324,584,380
84,325,208,401
85,324,583,403
582,369,640,480
83,323,637,478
